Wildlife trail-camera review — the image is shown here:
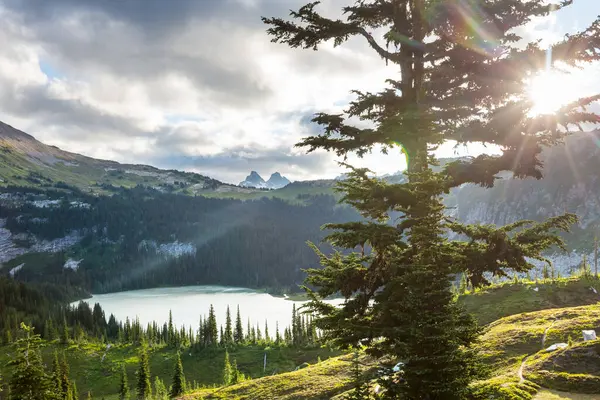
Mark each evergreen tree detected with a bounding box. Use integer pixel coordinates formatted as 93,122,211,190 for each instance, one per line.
231,359,241,385
60,352,72,400
71,380,79,400
153,377,168,400
263,1,598,398
61,318,69,345
264,320,270,344
291,304,298,346
344,351,369,400
222,350,232,386
275,322,281,345
8,323,57,400
170,352,185,398
207,305,218,346
256,324,262,342
234,306,244,344
118,364,129,400
246,319,251,343
224,306,233,345
136,346,151,400
52,350,62,391
167,310,175,348
4,328,12,345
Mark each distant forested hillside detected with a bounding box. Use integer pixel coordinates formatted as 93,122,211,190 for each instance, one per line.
0,185,361,293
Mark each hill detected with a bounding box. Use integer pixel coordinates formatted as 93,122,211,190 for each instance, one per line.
181,353,378,400
458,277,600,325
5,122,600,290
0,121,257,196
178,278,600,400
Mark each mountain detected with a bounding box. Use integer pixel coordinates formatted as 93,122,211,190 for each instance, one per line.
238,171,291,189
0,121,259,196
266,172,291,189
4,119,600,290
239,171,267,188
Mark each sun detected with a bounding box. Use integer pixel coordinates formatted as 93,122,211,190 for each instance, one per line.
526,69,579,116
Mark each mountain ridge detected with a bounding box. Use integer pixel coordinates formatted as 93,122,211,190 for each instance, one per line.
239,171,291,189
4,121,600,277
0,121,263,196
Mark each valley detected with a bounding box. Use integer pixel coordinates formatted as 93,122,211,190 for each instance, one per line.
2,121,600,399
3,122,600,295
2,276,596,399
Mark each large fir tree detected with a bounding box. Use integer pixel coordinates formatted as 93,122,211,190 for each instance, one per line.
263,1,600,398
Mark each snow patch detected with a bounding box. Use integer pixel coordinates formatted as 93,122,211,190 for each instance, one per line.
32,199,61,208
138,239,196,258
70,201,90,209
9,263,24,277
29,231,82,253
64,258,83,271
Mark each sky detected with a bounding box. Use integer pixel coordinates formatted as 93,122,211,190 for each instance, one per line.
0,0,599,184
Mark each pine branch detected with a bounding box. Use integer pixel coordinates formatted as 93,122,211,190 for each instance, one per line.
261,1,401,62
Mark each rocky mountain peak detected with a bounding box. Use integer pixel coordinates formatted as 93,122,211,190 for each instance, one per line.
267,172,290,189
239,171,267,188
238,171,291,189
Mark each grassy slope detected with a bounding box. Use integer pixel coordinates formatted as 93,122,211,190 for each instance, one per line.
1,137,335,202
2,277,597,399
0,138,242,197
458,277,600,325
535,390,600,399
180,277,600,400
0,342,342,399
525,341,600,394
463,280,600,399
182,353,377,400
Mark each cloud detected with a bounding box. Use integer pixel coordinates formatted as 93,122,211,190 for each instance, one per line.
0,0,599,184
146,143,337,184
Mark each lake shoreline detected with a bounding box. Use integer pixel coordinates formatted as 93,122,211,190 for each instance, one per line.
73,283,342,304
73,285,344,336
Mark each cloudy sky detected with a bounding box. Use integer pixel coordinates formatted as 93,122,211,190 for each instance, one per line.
1,0,599,184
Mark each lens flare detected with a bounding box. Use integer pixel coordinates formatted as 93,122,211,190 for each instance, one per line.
426,0,502,57
527,69,580,115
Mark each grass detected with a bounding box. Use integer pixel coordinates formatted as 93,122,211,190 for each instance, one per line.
1,140,336,203
525,341,600,394
458,277,600,326
0,341,342,399
180,290,600,400
2,278,599,399
477,303,600,371
469,302,600,399
181,353,377,400
534,389,600,399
